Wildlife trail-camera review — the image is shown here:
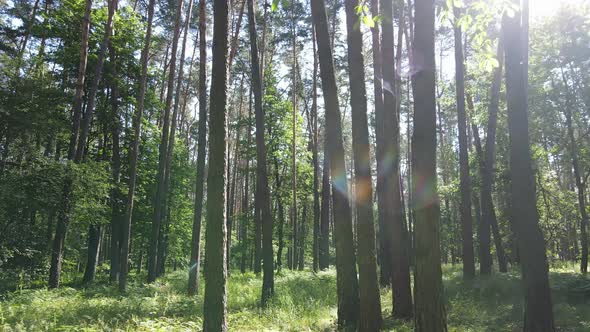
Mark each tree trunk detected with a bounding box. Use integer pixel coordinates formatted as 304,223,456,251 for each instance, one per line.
188,0,208,296
562,68,589,274
452,4,476,278
411,0,448,329
202,0,229,329
290,0,299,278
344,0,382,327
82,224,102,283
247,0,274,305
319,138,330,270
297,202,306,270
49,0,93,289
67,0,92,159
311,0,359,326
75,0,117,161
240,89,253,274
472,122,507,273
503,5,555,330
148,0,184,283
478,38,507,273
311,23,320,272
380,0,413,318
274,158,286,272
108,18,123,282
370,0,391,287
119,0,156,292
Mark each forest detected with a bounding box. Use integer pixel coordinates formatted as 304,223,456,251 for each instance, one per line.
0,0,589,329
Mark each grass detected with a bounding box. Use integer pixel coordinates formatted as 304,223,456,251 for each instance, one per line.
0,265,589,331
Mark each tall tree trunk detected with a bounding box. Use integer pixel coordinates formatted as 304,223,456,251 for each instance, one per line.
381,0,413,318
453,4,476,278
67,0,92,159
472,122,507,273
119,0,156,292
82,224,102,283
562,68,589,274
311,23,320,272
344,0,382,328
247,0,274,305
240,90,253,274
319,138,330,270
188,0,208,296
202,0,229,328
108,18,123,282
156,0,195,279
297,202,306,270
148,0,184,283
75,0,117,161
274,158,286,271
49,0,93,289
290,0,299,278
311,0,359,326
370,0,390,287
503,5,555,331
254,181,262,273
478,38,507,273
411,0,447,329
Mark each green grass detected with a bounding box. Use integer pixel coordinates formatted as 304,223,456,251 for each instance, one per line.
1,265,589,331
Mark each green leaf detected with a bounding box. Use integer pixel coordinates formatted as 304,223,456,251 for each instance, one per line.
363,15,375,28
271,0,279,11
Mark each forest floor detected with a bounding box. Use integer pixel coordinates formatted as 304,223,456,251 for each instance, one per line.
1,264,589,331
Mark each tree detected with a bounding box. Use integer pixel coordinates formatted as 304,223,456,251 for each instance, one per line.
147,0,184,282
81,0,118,284
48,0,92,289
411,0,448,329
380,0,413,318
369,0,391,287
310,0,359,326
311,23,320,273
188,0,208,296
477,38,507,273
119,0,156,293
503,3,555,330
562,68,589,274
452,3,476,278
247,0,274,305
343,0,382,328
202,0,230,329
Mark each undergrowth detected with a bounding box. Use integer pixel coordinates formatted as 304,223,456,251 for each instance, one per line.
0,265,589,331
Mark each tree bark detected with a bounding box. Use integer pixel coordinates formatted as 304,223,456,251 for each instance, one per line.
381,0,413,318
75,0,117,161
319,137,330,270
370,0,391,287
311,23,320,272
240,89,253,274
147,0,184,282
247,0,274,305
453,4,476,278
562,68,589,274
478,38,507,273
188,0,208,296
344,0,382,328
82,224,102,283
119,0,156,292
411,0,448,329
108,18,123,282
49,0,93,289
202,0,229,329
503,6,555,330
311,0,359,326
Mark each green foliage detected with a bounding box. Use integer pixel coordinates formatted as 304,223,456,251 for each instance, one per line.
2,266,589,331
